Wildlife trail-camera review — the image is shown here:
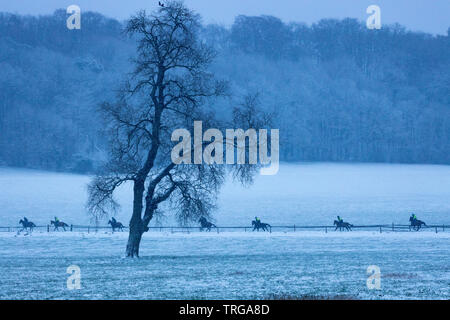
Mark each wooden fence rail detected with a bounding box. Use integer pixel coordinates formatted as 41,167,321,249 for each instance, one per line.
0,224,448,233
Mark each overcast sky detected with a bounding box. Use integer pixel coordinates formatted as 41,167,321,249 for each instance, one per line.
1,0,449,35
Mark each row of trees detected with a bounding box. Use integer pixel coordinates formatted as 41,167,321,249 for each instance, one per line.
0,9,449,171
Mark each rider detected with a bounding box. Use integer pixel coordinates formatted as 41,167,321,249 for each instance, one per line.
111,217,117,224
255,216,261,224
411,213,417,221
23,217,29,223
54,216,60,224
337,216,343,223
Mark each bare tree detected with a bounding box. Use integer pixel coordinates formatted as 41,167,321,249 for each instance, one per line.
87,1,268,257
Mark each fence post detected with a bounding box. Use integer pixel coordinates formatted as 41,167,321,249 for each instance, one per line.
443,225,445,232
217,227,219,234
379,226,382,233
325,227,327,233
47,225,49,232
70,224,73,232
392,223,394,232
88,227,90,234
294,225,296,232
435,227,438,234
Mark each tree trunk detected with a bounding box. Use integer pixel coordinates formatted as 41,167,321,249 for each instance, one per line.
126,180,145,257
126,225,143,257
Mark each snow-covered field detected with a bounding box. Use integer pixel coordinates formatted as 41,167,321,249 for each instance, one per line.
0,231,449,299
1,163,450,226
0,163,449,299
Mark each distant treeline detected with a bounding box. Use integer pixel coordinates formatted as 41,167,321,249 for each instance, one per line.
0,10,449,171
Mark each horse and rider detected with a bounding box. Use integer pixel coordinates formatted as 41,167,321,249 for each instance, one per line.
50,216,69,231
334,216,353,231
19,217,36,232
252,216,271,232
108,217,125,232
198,217,216,231
409,213,426,231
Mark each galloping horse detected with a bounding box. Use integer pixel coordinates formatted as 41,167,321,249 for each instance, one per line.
19,219,36,232
252,220,271,232
334,220,353,231
108,219,124,232
50,220,69,231
409,217,426,231
198,217,216,231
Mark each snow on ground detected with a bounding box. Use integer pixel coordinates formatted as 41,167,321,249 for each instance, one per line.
1,163,450,226
0,231,449,299
0,163,449,299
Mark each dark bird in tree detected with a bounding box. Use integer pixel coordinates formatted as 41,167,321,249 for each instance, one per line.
87,0,270,258
158,1,165,7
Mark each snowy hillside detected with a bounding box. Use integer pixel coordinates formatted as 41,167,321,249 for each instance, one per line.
0,163,449,227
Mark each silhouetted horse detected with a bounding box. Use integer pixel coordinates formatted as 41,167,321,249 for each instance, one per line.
409,217,426,231
19,219,36,232
51,220,69,231
108,219,124,232
198,217,216,231
334,220,353,231
252,220,271,232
